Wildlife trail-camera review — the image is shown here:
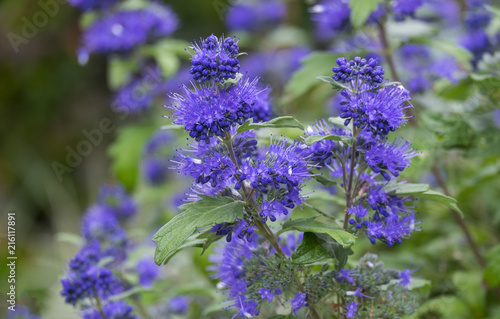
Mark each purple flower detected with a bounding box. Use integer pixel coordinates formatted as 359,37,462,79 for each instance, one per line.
136,258,159,287
346,301,358,318
83,301,136,319
240,47,310,87
338,268,356,285
239,137,313,222
339,83,412,137
252,89,273,123
172,149,237,191
81,205,127,245
365,138,418,181
226,1,286,32
6,306,40,319
208,235,260,316
399,268,416,288
310,0,351,41
81,5,178,56
189,35,240,84
168,76,262,143
142,130,175,185
279,233,304,257
304,119,351,167
68,241,101,274
61,267,122,305
393,0,424,21
259,288,274,302
290,292,307,313
112,66,163,113
68,0,119,11
97,184,136,221
333,57,385,86
346,287,374,299
169,296,189,315
367,213,419,246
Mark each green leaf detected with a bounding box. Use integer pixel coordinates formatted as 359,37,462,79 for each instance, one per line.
384,183,430,195
236,116,304,135
283,52,340,104
108,286,152,301
303,134,354,146
328,116,349,128
280,218,356,248
109,124,158,189
152,196,244,265
107,56,136,90
486,5,500,20
292,232,332,264
315,233,353,271
484,244,500,288
316,76,350,91
415,190,464,218
349,0,383,28
313,175,338,188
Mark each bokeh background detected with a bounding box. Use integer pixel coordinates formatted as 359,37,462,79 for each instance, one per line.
1,0,500,318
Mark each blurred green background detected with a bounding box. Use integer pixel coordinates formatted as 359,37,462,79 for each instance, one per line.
1,0,500,318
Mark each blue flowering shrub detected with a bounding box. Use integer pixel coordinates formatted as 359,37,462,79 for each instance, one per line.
8,0,500,318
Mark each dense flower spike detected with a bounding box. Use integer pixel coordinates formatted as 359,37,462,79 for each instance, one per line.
333,57,385,86
226,0,286,32
303,119,351,167
81,5,178,56
339,84,412,136
365,138,419,181
240,137,313,222
189,35,241,83
252,89,273,123
61,267,121,305
168,76,262,143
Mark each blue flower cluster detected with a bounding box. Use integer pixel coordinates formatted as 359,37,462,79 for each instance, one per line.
60,184,159,317
311,0,425,41
240,137,313,222
351,187,420,246
338,83,411,137
226,0,286,32
141,130,175,185
333,57,385,86
393,0,424,21
189,35,241,84
460,0,496,67
395,44,460,94
304,120,351,167
209,233,304,317
81,4,178,56
68,0,119,11
169,76,264,143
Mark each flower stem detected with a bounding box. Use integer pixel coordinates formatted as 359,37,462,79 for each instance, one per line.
343,127,358,230
431,165,486,267
95,297,108,319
